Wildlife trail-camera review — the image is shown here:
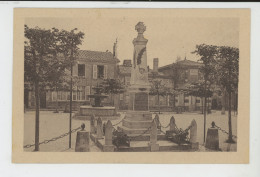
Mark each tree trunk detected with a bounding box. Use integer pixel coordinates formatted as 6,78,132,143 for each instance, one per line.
158,94,160,114
221,88,226,115
55,86,59,113
228,91,233,142
203,82,207,144
112,93,114,106
173,94,176,111
69,61,73,149
201,97,204,114
203,95,207,143
34,81,40,151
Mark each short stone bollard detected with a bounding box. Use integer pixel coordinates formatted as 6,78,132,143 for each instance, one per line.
103,122,106,136
190,119,199,149
96,117,103,139
169,116,176,131
90,114,96,134
205,121,219,150
75,123,90,152
148,119,159,152
103,120,114,152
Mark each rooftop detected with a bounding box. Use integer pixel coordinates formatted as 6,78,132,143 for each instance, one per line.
158,59,202,71
76,50,120,63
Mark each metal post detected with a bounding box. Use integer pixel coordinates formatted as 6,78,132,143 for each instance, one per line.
69,46,74,148
69,62,72,148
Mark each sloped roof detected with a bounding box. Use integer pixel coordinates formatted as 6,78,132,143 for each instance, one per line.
76,50,120,63
158,59,202,71
177,59,202,67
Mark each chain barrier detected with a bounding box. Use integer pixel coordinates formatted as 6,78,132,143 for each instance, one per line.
129,126,152,140
213,123,237,139
157,116,170,129
174,124,192,134
112,117,126,127
23,126,81,149
160,129,166,135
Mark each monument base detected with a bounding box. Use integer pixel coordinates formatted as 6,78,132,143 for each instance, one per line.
103,145,115,152
118,111,157,136
148,143,160,152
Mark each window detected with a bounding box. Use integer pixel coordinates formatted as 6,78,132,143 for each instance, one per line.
67,92,70,100
52,92,57,101
73,91,77,101
97,65,104,79
196,99,200,103
86,86,90,101
184,99,189,103
61,92,67,100
77,86,86,101
125,95,129,103
120,94,124,101
57,91,62,100
78,64,85,77
125,77,130,85
52,91,69,101
93,65,97,79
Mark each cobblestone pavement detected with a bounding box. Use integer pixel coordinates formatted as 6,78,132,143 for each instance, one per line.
24,110,237,152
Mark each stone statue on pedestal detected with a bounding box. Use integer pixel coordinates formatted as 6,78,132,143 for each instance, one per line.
130,22,150,88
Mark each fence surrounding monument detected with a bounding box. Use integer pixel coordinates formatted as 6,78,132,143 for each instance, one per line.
23,126,81,149
212,121,237,139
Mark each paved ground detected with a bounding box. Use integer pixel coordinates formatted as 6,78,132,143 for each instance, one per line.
24,110,237,152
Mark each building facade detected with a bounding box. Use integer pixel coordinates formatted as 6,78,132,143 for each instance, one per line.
158,58,212,112
25,49,120,110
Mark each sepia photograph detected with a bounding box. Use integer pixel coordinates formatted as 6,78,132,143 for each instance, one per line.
12,8,250,163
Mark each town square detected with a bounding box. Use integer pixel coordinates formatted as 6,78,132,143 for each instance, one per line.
23,13,239,153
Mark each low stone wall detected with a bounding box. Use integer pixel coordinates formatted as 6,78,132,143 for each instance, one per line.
79,106,116,116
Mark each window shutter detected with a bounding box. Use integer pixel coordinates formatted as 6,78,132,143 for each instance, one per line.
86,86,90,100
104,65,108,79
73,63,78,76
93,65,97,79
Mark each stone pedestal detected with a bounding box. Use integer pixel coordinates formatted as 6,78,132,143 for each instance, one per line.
190,119,199,150
205,128,219,150
103,145,115,152
148,119,160,152
75,131,90,152
96,117,103,139
149,143,160,151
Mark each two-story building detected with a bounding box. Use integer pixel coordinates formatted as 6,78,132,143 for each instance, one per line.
158,57,212,112
25,48,120,110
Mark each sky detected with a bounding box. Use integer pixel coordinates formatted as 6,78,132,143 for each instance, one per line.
25,12,239,69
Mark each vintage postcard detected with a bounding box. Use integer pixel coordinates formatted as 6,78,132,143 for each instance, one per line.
12,8,250,163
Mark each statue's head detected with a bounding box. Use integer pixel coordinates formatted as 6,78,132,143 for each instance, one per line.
135,22,146,34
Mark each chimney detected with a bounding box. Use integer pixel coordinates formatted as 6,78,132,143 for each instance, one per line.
113,38,118,58
153,58,159,72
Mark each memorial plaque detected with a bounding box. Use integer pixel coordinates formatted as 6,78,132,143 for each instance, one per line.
134,92,148,111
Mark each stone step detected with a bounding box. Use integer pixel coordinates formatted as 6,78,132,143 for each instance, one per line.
115,140,192,152
117,126,161,135
122,119,152,129
124,111,153,121
127,134,167,141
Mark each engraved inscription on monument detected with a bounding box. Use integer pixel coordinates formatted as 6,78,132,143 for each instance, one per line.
134,92,148,111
